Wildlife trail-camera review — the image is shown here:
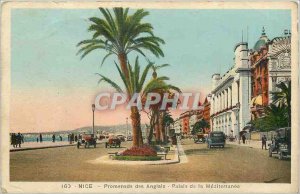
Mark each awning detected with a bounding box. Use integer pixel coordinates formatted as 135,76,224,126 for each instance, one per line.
251,95,262,106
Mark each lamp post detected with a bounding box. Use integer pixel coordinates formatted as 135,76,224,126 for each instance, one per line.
92,104,95,135
126,117,128,137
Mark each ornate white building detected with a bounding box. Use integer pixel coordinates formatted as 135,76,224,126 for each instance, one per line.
210,42,251,137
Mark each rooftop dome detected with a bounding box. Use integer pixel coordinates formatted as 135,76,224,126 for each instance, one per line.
253,27,269,51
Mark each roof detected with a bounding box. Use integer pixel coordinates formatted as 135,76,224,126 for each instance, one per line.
253,36,269,51
253,27,269,51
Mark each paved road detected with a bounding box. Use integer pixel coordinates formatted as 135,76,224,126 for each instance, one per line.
10,139,290,183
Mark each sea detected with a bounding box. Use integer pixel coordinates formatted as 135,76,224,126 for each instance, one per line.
13,134,70,142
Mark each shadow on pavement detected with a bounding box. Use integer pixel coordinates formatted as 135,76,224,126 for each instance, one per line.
184,147,232,156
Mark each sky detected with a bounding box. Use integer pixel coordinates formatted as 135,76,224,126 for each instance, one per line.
10,9,291,132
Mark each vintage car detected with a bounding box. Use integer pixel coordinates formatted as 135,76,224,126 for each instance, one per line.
116,135,126,142
105,138,121,148
77,134,97,148
268,127,291,160
207,131,226,148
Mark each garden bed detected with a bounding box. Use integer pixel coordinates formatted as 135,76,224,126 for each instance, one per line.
113,155,162,161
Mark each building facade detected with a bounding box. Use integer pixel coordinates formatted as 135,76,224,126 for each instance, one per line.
180,111,191,135
250,29,291,118
202,97,211,133
210,42,251,137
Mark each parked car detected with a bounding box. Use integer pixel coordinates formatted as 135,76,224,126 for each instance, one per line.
207,131,226,148
105,138,121,148
77,134,96,149
268,127,291,160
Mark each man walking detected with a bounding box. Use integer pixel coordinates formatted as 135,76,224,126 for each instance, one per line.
262,135,267,150
242,134,246,144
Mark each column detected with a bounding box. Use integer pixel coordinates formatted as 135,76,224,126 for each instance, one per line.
228,87,232,107
225,89,228,109
227,114,231,135
239,71,251,132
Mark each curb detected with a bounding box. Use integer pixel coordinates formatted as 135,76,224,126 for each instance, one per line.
88,145,180,165
10,142,105,152
10,144,76,152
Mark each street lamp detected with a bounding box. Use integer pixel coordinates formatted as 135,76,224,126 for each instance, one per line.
92,104,95,135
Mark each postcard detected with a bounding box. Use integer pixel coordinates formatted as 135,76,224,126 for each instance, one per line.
0,1,299,193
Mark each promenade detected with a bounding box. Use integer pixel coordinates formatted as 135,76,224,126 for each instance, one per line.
10,139,290,183
10,141,77,152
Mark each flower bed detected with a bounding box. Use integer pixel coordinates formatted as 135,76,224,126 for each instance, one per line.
113,155,161,161
120,145,157,156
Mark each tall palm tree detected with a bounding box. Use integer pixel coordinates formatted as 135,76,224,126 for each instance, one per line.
97,57,175,147
145,63,180,144
272,81,291,125
77,8,165,80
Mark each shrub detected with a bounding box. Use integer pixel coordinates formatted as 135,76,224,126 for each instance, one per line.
120,145,157,156
113,156,161,161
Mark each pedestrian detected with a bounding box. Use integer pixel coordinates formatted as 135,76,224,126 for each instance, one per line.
21,134,24,143
59,135,62,141
39,133,43,143
75,135,78,142
11,133,16,148
262,135,267,150
242,134,246,144
52,134,56,142
36,137,39,142
16,133,22,148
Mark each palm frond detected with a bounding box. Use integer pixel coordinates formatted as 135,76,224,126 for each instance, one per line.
138,63,153,91
101,52,113,66
133,57,141,92
96,73,123,93
114,61,130,93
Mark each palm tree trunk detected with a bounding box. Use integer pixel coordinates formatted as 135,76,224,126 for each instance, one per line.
159,111,166,143
154,114,161,143
130,106,142,147
138,126,144,146
148,110,156,144
118,52,129,80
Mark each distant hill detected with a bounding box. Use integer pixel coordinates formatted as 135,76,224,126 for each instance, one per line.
22,124,147,135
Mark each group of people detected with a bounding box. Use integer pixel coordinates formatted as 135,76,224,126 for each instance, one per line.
51,134,63,142
11,133,24,148
241,133,268,150
37,133,63,143
67,133,82,144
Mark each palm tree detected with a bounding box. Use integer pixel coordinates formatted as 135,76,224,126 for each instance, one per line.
97,57,175,147
191,119,209,135
145,63,180,144
264,103,289,130
272,81,291,125
77,8,165,80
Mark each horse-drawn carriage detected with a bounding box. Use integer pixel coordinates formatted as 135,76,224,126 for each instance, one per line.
77,134,97,149
268,127,291,160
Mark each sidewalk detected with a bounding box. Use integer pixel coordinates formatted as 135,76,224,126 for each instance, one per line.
10,141,77,152
10,140,106,152
226,139,271,150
